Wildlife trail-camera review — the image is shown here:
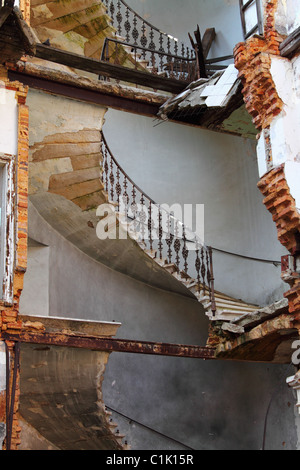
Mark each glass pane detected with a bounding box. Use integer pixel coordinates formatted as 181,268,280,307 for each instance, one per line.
245,2,258,33
0,164,5,297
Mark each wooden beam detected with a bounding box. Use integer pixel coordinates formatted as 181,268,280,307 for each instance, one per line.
280,26,300,58
8,70,161,117
201,28,216,59
0,6,12,29
1,330,216,360
194,25,207,78
35,43,188,94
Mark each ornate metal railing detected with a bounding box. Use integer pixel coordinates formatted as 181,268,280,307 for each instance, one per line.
101,37,197,81
102,0,194,60
100,131,216,315
100,0,234,83
101,0,197,82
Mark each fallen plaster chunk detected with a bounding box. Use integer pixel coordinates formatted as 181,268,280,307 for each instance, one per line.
230,298,289,329
221,323,245,334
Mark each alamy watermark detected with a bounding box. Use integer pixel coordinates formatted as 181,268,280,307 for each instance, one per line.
95,200,205,250
292,340,300,366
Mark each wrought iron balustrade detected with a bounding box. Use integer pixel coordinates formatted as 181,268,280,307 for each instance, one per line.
102,0,194,60
100,131,216,315
101,0,197,82
101,37,197,82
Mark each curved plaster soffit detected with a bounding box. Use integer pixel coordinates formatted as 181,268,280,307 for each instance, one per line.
19,339,128,450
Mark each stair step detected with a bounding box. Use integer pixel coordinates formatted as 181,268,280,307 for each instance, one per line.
108,421,118,429
145,249,157,259
200,299,258,313
114,33,126,42
163,263,178,274
200,294,257,309
136,59,149,67
186,280,198,290
123,45,134,54
115,433,126,439
155,257,168,267
172,271,184,281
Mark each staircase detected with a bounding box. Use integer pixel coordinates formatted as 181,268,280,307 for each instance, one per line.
99,131,259,322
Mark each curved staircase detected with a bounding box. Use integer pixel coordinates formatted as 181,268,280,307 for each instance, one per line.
99,131,259,322
27,0,260,324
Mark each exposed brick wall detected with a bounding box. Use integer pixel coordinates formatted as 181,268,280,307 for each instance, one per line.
258,166,300,323
234,0,300,329
0,77,29,450
19,0,31,25
234,0,284,132
257,165,300,253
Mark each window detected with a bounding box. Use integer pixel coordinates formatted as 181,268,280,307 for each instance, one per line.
0,155,15,304
0,164,6,295
239,0,264,39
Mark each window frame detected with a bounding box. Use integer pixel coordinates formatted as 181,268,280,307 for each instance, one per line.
239,0,264,39
0,153,15,305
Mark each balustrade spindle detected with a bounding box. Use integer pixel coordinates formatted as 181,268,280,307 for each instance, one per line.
159,33,164,54
167,36,171,55
174,238,181,271
132,15,138,45
141,22,147,47
182,225,188,275
116,0,123,36
123,175,129,206
140,193,146,244
103,145,109,193
174,220,181,270
148,201,153,251
109,1,115,25
109,157,115,201
195,245,201,292
201,247,206,296
206,249,212,300
124,7,131,42
149,29,155,50
166,230,174,265
116,167,121,210
157,206,163,260
131,185,138,233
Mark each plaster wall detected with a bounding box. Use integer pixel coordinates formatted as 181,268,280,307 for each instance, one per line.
0,87,18,156
256,55,300,212
19,244,50,317
275,0,300,35
103,109,287,306
23,202,298,450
